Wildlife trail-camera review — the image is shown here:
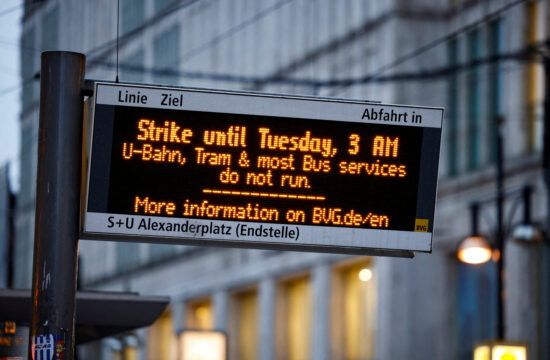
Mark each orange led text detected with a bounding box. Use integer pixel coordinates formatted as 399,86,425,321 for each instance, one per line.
203,189,325,201
246,170,274,186
312,207,389,228
302,155,331,172
339,160,406,177
183,200,279,221
134,196,176,215
256,154,296,170
137,119,193,143
195,147,232,166
280,174,311,188
202,126,247,147
258,127,337,157
122,142,186,165
372,136,399,157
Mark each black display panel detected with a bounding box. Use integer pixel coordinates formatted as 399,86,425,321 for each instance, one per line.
83,83,443,255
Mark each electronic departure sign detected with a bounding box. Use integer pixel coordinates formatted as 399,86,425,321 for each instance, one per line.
82,82,443,256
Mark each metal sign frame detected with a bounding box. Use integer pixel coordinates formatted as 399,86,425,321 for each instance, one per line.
81,81,443,257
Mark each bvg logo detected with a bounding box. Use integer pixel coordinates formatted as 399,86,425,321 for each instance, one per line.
414,219,429,232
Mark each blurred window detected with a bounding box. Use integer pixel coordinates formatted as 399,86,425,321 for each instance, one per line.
332,261,377,360
526,1,542,152
41,6,59,51
186,299,214,330
456,260,497,360
19,122,34,202
447,39,460,176
229,290,258,360
487,19,503,164
149,243,175,262
21,28,36,109
14,220,32,288
122,344,137,360
148,310,177,360
112,334,138,360
115,242,140,273
153,25,180,84
276,276,311,360
466,29,481,171
155,0,177,13
121,0,144,35
120,48,145,83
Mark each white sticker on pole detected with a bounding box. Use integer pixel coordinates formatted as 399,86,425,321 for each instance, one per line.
32,334,55,360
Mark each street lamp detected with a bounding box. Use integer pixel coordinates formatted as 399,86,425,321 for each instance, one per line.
457,186,541,265
457,203,492,265
457,236,492,265
456,116,542,345
457,184,540,341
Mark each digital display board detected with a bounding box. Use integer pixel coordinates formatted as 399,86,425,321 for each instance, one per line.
83,82,443,255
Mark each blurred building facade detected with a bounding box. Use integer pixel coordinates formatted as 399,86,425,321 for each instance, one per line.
0,165,14,289
15,0,550,359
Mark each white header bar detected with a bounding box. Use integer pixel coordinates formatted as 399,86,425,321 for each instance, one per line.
95,82,444,129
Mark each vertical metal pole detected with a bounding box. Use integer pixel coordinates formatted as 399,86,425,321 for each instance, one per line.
495,115,504,340
522,185,532,225
471,202,479,236
544,58,550,208
29,51,85,360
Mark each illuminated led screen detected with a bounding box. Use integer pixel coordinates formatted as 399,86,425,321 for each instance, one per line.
84,83,443,254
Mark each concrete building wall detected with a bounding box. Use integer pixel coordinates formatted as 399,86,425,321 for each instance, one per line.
0,166,12,288
16,0,549,359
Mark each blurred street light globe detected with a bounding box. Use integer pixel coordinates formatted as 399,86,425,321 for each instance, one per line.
457,236,492,265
